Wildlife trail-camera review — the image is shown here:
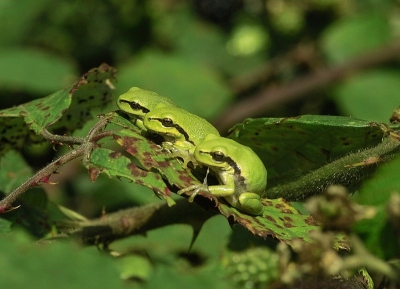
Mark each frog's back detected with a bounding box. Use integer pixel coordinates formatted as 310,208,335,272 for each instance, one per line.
155,107,220,144
127,87,177,109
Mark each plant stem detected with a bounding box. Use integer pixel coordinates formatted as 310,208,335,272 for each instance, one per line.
0,116,112,213
266,137,400,201
63,199,216,246
0,145,86,212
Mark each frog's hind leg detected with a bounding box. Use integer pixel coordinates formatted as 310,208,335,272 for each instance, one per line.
237,193,264,215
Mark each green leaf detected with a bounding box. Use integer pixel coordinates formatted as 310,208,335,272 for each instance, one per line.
227,115,396,187
117,254,152,281
190,215,231,258
0,218,12,234
321,13,390,64
219,198,319,245
156,8,267,77
2,189,50,237
116,51,231,119
0,150,32,193
334,70,400,122
110,114,202,190
0,48,77,94
352,154,400,259
108,114,319,244
0,0,51,45
87,147,176,206
0,64,116,156
115,218,232,289
0,231,124,289
354,154,400,207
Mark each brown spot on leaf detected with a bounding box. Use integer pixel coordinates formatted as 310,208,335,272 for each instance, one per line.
42,106,50,111
262,199,274,206
179,174,194,184
126,147,138,155
157,160,170,168
127,163,141,177
281,209,293,214
89,167,101,181
284,222,294,228
265,215,276,223
109,151,120,159
164,187,171,196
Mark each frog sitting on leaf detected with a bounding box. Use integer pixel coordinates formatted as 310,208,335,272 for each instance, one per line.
117,88,267,215
179,134,267,215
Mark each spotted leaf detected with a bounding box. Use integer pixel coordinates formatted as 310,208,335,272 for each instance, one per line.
0,63,116,156
228,116,400,187
87,147,175,206
219,198,319,245
111,116,201,190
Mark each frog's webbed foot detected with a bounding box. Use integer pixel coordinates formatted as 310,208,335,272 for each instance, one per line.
162,143,197,168
178,184,206,202
178,168,211,202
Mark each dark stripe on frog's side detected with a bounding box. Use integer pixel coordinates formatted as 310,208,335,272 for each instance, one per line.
148,117,196,146
222,156,246,185
201,152,246,186
119,99,150,115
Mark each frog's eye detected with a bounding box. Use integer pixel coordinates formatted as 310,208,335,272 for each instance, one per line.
128,101,141,110
161,118,174,127
211,151,225,162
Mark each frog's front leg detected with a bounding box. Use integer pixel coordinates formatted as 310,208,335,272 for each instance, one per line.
178,168,211,202
162,142,197,168
238,192,263,215
134,118,147,131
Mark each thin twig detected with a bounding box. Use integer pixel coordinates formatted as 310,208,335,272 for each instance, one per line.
40,129,84,145
0,116,113,212
0,145,86,212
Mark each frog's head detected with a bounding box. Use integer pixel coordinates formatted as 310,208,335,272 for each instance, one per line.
117,87,176,119
144,106,194,142
194,135,242,169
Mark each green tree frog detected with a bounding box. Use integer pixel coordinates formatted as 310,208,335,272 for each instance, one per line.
179,134,267,215
143,104,220,167
116,87,177,130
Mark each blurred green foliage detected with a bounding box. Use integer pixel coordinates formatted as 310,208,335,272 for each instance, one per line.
1,0,400,288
